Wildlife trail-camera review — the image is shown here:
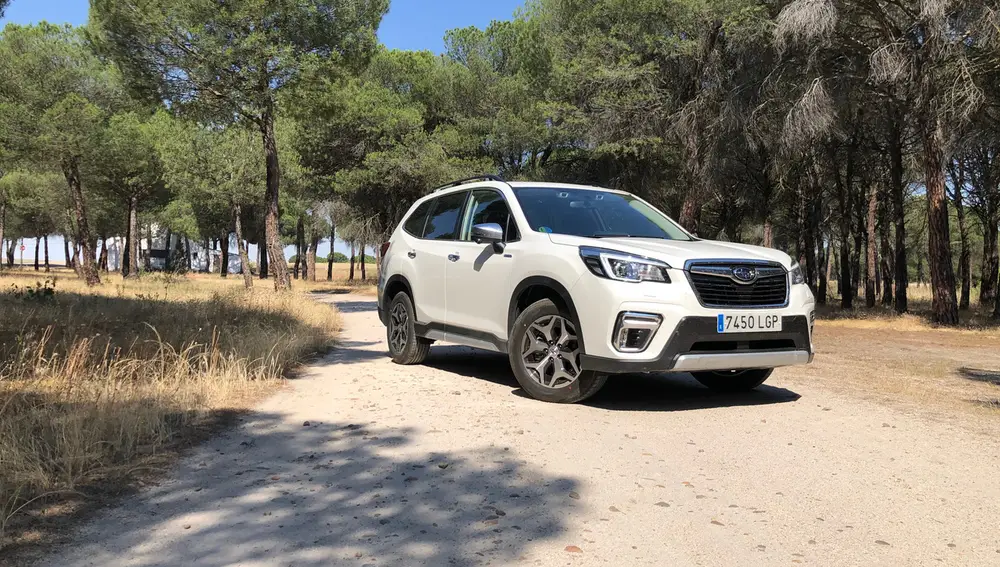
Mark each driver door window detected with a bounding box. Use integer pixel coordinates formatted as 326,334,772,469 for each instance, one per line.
448,189,518,339
459,190,520,242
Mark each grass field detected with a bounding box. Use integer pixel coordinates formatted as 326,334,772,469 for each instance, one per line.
0,268,341,553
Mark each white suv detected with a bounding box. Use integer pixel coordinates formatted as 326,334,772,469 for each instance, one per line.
378,176,815,404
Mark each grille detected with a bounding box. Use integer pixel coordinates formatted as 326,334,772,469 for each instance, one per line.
686,262,788,308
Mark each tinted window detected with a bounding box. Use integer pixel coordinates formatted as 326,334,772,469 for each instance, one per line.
460,190,520,242
403,201,432,237
423,191,468,240
513,187,691,240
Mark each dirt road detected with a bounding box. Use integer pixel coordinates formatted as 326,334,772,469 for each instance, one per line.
40,294,1000,566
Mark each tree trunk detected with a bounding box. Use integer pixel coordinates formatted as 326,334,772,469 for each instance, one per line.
61,159,99,285
126,196,140,279
921,119,959,324
796,183,808,276
34,236,40,271
294,216,304,280
879,188,894,307
5,239,14,268
69,239,77,273
762,217,774,248
259,106,291,291
888,105,908,313
678,193,702,237
327,222,335,281
44,235,50,272
220,233,230,277
259,242,269,279
164,228,173,272
349,242,356,281
307,233,319,283
949,163,971,311
144,225,152,271
838,215,852,309
865,184,878,308
0,200,5,271
360,245,367,281
233,203,253,289
817,239,828,305
121,217,130,276
982,219,999,308
97,238,107,271
185,237,192,271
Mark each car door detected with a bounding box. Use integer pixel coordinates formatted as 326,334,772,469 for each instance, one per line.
446,188,520,345
405,190,469,326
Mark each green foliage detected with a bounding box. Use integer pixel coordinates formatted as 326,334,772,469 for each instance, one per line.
6,278,57,302
90,0,390,125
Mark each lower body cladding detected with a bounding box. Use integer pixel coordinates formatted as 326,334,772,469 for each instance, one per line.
579,316,813,374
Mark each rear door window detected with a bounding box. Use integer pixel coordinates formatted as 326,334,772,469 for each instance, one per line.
423,191,469,240
403,201,433,237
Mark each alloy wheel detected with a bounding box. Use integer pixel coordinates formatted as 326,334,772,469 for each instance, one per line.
520,315,582,388
389,302,409,354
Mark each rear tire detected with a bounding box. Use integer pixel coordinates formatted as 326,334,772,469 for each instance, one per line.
386,292,430,365
692,368,773,392
508,299,607,403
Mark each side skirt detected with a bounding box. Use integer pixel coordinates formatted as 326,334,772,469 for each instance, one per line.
413,321,509,354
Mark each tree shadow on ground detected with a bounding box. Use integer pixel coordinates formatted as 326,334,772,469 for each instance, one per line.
958,367,1000,386
422,347,801,412
34,414,576,567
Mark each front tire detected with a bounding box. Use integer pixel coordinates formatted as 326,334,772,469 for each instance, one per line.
386,292,430,365
508,299,607,403
692,368,773,392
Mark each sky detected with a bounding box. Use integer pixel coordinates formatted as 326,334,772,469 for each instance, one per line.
0,0,525,263
0,0,526,53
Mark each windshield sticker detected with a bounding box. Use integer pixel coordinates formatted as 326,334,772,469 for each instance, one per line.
538,226,553,233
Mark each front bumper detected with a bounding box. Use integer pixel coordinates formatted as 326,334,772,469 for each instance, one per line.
579,315,813,374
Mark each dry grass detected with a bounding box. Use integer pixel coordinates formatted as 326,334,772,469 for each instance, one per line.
803,285,1000,423
797,321,1000,427
0,268,340,553
293,262,378,297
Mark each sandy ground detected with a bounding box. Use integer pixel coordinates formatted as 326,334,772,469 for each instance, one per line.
37,294,1000,567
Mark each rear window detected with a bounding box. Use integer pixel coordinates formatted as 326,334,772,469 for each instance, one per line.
423,191,468,240
403,201,433,237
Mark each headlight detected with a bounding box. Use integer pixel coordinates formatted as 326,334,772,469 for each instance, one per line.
789,262,806,286
580,247,671,283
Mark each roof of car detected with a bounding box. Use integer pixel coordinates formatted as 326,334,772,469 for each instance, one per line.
425,179,630,200
506,181,625,193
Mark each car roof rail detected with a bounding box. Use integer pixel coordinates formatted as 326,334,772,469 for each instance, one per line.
432,174,507,192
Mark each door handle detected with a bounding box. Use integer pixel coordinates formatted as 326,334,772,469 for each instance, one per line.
407,251,416,259
448,254,460,262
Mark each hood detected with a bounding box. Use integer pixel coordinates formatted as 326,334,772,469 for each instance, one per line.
548,234,793,268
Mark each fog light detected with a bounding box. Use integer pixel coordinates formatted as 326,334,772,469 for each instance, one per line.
613,312,662,353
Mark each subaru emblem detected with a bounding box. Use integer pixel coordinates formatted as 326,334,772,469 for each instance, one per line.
731,266,757,284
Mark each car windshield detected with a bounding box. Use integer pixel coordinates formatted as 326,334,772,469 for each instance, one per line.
512,187,692,241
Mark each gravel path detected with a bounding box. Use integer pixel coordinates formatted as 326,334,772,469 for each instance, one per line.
40,294,1000,566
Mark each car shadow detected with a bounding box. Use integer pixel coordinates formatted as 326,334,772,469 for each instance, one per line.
422,347,801,412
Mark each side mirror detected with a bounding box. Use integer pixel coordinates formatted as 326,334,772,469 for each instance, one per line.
472,223,505,253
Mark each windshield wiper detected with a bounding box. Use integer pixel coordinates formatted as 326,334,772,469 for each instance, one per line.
589,232,633,238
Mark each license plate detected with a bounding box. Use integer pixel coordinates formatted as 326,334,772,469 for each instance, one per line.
717,314,782,333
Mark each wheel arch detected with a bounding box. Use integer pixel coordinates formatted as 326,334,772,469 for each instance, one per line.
381,274,414,325
508,277,587,354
